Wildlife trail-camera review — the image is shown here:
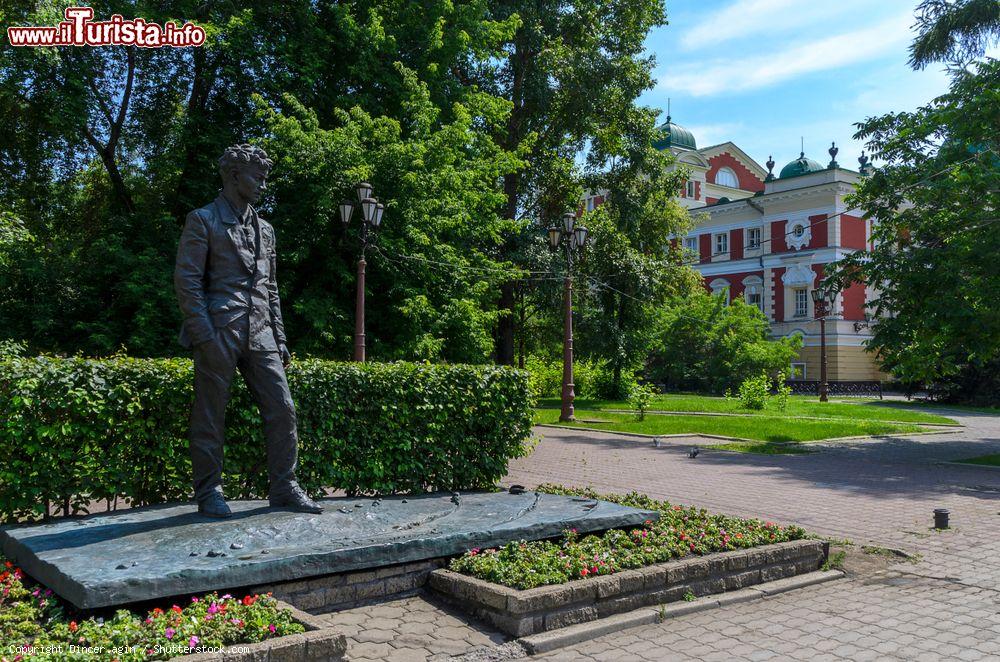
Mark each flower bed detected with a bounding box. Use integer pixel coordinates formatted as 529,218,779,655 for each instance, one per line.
0,557,303,661
449,485,807,589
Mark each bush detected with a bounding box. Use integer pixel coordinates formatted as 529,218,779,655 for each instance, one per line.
736,373,770,410
449,485,807,589
647,291,801,394
0,555,303,660
525,355,637,401
0,356,532,521
629,383,657,420
774,372,792,411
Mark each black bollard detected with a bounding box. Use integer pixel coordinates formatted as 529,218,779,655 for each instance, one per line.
934,508,950,529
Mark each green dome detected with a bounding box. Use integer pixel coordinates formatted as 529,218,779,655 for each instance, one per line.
653,116,697,151
779,152,825,179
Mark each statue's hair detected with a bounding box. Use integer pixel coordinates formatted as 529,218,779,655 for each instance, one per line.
218,144,273,179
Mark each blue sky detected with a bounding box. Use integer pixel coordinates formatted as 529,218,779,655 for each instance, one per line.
641,0,953,172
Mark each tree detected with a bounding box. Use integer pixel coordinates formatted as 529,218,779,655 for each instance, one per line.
829,59,1000,403
909,0,1000,69
646,291,802,394
464,0,668,364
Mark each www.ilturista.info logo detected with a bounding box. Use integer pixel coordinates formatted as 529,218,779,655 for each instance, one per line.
7,7,205,47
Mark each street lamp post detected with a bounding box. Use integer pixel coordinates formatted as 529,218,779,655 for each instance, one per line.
548,212,590,422
340,183,385,362
811,285,838,403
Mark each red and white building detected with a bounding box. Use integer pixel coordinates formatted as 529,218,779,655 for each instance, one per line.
584,116,883,382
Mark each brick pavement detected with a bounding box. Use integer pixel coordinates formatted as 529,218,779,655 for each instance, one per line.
323,405,1000,660
508,407,1000,661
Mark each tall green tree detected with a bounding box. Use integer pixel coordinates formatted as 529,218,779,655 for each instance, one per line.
830,59,1000,403
464,0,669,364
909,0,1000,69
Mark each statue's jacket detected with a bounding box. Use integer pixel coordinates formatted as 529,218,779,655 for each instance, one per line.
174,195,287,352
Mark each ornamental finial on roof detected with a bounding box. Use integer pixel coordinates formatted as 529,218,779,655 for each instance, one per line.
765,155,776,182
828,141,839,169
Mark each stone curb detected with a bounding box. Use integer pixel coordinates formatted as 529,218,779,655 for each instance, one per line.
535,423,954,447
518,569,845,655
582,407,963,428
174,598,347,661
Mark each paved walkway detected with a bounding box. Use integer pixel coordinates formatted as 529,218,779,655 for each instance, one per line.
507,406,1000,661
325,404,1000,660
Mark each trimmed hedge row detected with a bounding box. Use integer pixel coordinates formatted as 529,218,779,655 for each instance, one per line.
0,356,533,521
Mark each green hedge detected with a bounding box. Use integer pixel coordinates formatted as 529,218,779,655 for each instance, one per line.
0,357,532,521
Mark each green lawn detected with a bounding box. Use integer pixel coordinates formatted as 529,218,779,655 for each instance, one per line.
535,394,957,425
533,408,923,443
954,454,1000,467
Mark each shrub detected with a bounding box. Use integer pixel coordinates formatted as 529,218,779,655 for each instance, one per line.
737,372,771,410
0,356,532,520
647,291,801,394
525,355,637,401
629,383,657,421
774,371,792,411
0,555,303,660
449,485,807,589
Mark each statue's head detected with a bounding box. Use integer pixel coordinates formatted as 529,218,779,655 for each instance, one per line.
219,144,273,205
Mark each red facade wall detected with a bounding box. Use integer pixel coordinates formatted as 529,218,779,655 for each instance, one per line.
699,233,712,263
729,228,744,261
706,153,765,192
705,197,718,205
841,214,866,249
772,268,785,321
841,281,866,320
701,271,764,303
771,221,787,253
808,214,828,249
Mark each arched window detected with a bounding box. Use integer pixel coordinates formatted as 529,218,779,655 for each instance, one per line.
715,167,739,188
709,278,731,302
742,276,763,311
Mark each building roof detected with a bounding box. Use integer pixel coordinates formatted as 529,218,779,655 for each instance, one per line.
653,116,697,151
779,152,826,179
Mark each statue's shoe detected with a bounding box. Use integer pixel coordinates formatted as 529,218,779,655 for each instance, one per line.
270,485,323,514
198,493,233,519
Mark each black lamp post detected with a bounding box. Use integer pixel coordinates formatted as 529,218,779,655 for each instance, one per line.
811,285,838,402
340,182,385,362
548,212,590,422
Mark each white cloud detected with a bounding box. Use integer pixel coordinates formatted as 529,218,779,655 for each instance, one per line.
661,11,915,97
679,0,877,51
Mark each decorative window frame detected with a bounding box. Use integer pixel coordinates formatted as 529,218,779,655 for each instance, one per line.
742,275,763,310
786,219,812,251
713,232,728,255
745,226,762,249
793,288,809,318
683,236,698,252
709,278,731,302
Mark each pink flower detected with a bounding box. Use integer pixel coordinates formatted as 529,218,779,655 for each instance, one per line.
191,596,200,603
189,636,199,647
207,603,220,615
268,624,277,634
222,594,233,600
165,627,175,640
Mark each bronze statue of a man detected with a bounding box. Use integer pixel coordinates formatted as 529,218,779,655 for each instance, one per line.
174,143,322,518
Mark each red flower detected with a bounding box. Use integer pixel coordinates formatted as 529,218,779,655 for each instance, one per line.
3,561,12,569
69,621,78,632
171,605,182,614
580,568,589,577
242,595,256,606
152,608,164,616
